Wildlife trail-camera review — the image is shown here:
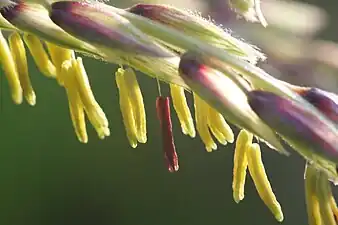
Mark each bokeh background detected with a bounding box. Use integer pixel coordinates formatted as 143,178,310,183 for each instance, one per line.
1,0,338,224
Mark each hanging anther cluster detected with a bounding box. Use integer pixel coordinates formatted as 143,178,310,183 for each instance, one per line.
1,1,338,224
233,130,283,222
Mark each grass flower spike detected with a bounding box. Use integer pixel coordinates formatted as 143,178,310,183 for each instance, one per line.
1,1,338,224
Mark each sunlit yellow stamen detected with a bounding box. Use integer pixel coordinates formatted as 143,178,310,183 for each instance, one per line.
193,93,217,152
208,106,234,144
72,57,110,139
0,31,22,104
330,196,338,222
23,34,56,78
170,84,195,138
45,42,74,85
61,60,87,143
123,68,147,143
232,129,253,203
247,143,283,222
305,165,323,225
8,32,35,106
317,171,336,225
116,68,138,148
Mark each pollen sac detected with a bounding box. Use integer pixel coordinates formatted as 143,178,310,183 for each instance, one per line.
193,93,217,152
116,69,138,148
316,170,336,225
232,129,253,203
127,3,264,62
247,90,338,180
304,164,322,225
247,143,283,222
45,42,75,85
72,58,110,139
170,84,195,138
115,67,146,148
61,57,109,141
50,1,174,58
61,60,88,143
297,87,338,123
8,32,36,106
305,164,337,225
193,92,234,151
178,52,286,155
23,34,56,78
0,31,22,104
156,96,179,172
123,68,147,143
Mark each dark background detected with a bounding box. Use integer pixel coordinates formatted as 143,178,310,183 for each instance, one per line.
1,0,338,224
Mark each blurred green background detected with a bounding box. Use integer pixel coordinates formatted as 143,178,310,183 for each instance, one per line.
1,0,338,225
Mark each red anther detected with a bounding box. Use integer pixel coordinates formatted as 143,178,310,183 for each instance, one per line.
156,96,179,172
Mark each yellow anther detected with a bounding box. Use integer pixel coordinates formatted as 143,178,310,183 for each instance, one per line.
316,171,336,225
116,68,138,148
45,42,74,85
247,143,283,222
23,34,56,78
232,129,253,203
123,68,147,143
0,31,22,104
330,196,338,222
170,84,195,138
208,106,234,144
8,32,35,106
304,164,323,225
193,93,217,152
72,57,110,139
61,60,87,143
